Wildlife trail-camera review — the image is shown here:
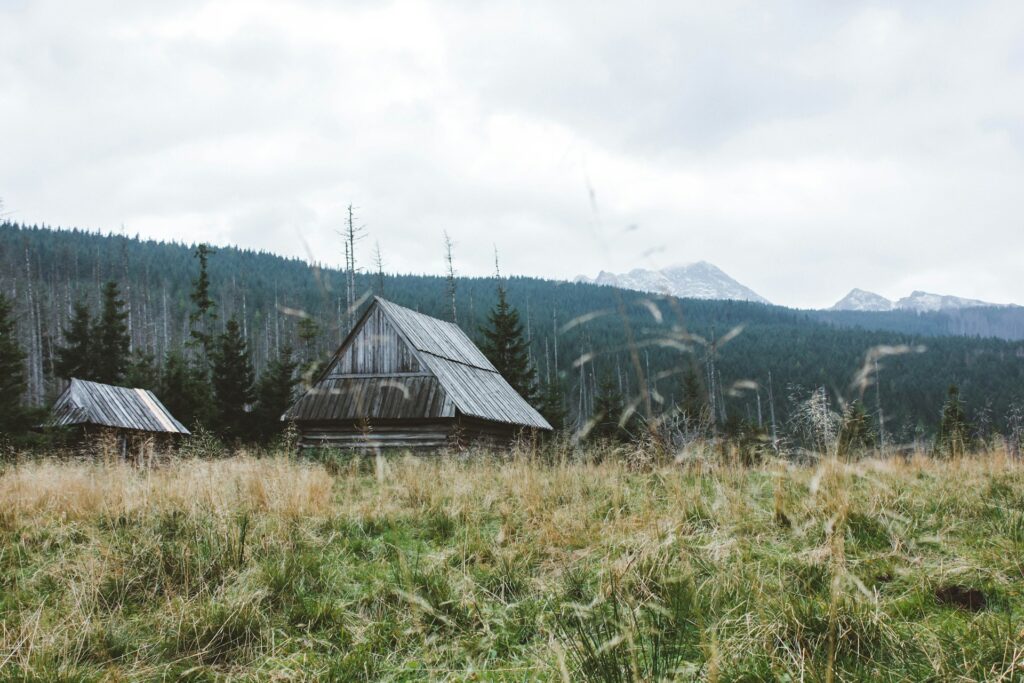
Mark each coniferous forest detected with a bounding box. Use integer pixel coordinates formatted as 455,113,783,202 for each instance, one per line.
3,221,1024,447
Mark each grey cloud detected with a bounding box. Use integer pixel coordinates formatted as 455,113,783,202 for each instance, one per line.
2,0,1023,308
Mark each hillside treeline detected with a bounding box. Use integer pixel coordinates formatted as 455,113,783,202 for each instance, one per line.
3,221,1024,447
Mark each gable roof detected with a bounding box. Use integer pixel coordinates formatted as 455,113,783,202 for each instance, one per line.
48,378,190,434
287,297,551,430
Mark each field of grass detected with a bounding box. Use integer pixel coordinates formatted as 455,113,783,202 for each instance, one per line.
1,446,1022,681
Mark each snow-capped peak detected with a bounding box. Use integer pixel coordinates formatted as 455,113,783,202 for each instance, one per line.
831,289,894,312
574,262,769,304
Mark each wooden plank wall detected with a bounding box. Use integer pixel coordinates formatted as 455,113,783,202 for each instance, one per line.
299,420,453,451
329,307,422,376
297,418,525,452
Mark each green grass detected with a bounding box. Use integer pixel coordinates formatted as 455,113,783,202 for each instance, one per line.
0,449,1022,680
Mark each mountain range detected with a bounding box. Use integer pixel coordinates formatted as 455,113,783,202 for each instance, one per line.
576,262,1018,315
575,262,770,304
831,289,1010,313
576,263,1024,339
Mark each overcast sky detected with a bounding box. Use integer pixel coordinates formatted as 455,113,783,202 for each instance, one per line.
2,1,1023,308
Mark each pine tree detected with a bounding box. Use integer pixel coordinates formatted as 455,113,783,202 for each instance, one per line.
188,244,217,356
480,285,535,403
93,281,130,384
0,293,32,437
160,349,214,430
54,300,94,380
254,346,298,441
937,384,971,457
212,318,256,439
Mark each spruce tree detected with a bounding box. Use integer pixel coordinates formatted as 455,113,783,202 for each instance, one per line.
254,346,298,441
124,349,160,390
160,349,214,429
188,244,217,356
160,350,191,421
679,363,707,431
296,316,320,372
212,318,255,439
537,377,567,431
54,300,95,380
175,244,218,427
480,285,536,403
0,293,32,437
93,281,130,384
591,376,630,442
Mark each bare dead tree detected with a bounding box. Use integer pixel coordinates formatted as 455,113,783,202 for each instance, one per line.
340,204,364,332
525,297,532,366
343,241,350,309
443,231,457,323
493,246,504,294
373,241,386,297
552,306,559,378
544,336,551,384
22,241,42,404
705,333,718,430
121,235,133,353
875,357,886,451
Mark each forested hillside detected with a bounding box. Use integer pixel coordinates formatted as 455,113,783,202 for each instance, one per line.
811,307,1024,341
3,222,1024,441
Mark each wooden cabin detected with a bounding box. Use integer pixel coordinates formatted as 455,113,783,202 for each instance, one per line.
47,378,190,459
284,297,552,451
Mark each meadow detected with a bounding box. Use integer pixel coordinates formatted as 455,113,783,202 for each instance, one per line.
0,443,1022,681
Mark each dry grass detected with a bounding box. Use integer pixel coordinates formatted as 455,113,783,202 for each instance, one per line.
0,447,1022,680
0,455,333,523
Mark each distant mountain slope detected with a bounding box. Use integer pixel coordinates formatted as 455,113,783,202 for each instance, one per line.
576,262,769,304
4,222,1024,434
896,291,999,313
825,288,1024,340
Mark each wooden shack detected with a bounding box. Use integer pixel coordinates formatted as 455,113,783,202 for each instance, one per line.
284,297,551,450
47,378,190,459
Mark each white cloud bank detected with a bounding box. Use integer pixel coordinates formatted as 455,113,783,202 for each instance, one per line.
2,0,1023,307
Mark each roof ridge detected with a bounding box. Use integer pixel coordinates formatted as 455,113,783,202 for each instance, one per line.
69,376,151,393
416,348,499,373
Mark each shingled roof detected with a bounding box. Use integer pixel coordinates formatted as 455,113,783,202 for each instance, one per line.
48,378,190,434
286,298,551,430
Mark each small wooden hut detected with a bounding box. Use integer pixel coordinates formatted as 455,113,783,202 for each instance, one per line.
284,297,551,450
47,378,190,459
